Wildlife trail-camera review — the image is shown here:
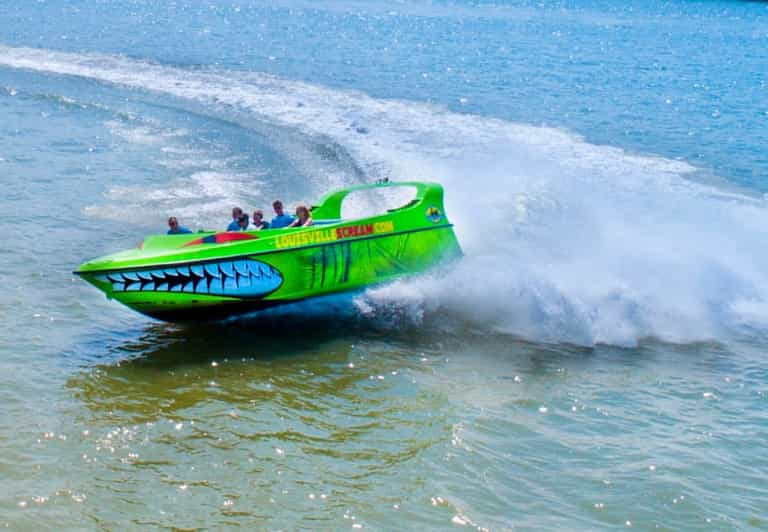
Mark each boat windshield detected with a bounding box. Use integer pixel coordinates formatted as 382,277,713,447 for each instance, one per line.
339,186,418,221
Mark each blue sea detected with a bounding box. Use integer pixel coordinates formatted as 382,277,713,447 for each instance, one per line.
1,0,767,529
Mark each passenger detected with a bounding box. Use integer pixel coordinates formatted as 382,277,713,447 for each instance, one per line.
252,209,270,231
167,216,192,235
289,204,313,228
227,207,243,231
270,200,295,229
236,213,250,231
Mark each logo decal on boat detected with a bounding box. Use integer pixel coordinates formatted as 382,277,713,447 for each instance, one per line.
274,220,395,249
426,206,443,224
96,258,282,298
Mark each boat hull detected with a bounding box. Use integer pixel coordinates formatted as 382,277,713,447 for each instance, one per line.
76,181,462,321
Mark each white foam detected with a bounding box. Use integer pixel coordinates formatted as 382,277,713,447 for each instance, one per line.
3,45,768,345
100,113,268,226
86,168,261,228
104,119,188,145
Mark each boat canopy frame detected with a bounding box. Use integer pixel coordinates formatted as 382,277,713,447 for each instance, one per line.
310,181,446,221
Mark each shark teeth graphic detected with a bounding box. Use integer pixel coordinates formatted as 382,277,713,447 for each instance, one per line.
104,258,282,298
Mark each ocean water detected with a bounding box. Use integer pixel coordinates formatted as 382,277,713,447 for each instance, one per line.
1,0,767,529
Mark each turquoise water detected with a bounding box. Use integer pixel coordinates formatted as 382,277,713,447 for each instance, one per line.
1,1,767,529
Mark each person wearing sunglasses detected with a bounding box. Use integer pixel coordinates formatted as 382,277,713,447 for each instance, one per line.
270,200,295,229
167,216,193,235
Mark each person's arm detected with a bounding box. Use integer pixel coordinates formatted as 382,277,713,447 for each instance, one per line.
302,217,313,227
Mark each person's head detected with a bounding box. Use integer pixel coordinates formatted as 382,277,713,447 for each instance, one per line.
237,213,249,229
272,200,284,216
253,209,264,223
232,206,243,220
168,216,179,232
295,204,310,222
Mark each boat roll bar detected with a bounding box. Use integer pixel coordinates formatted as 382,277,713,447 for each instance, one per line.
309,180,446,221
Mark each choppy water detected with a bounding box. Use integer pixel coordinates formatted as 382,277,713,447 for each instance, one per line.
1,1,767,529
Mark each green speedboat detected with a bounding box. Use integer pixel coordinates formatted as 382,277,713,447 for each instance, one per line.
76,181,462,321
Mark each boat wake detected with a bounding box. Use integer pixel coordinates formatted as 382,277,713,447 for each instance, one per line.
2,45,768,347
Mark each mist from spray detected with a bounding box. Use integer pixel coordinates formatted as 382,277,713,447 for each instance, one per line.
360,148,768,346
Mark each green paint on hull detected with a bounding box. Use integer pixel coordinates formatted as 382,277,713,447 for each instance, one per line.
76,181,462,321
